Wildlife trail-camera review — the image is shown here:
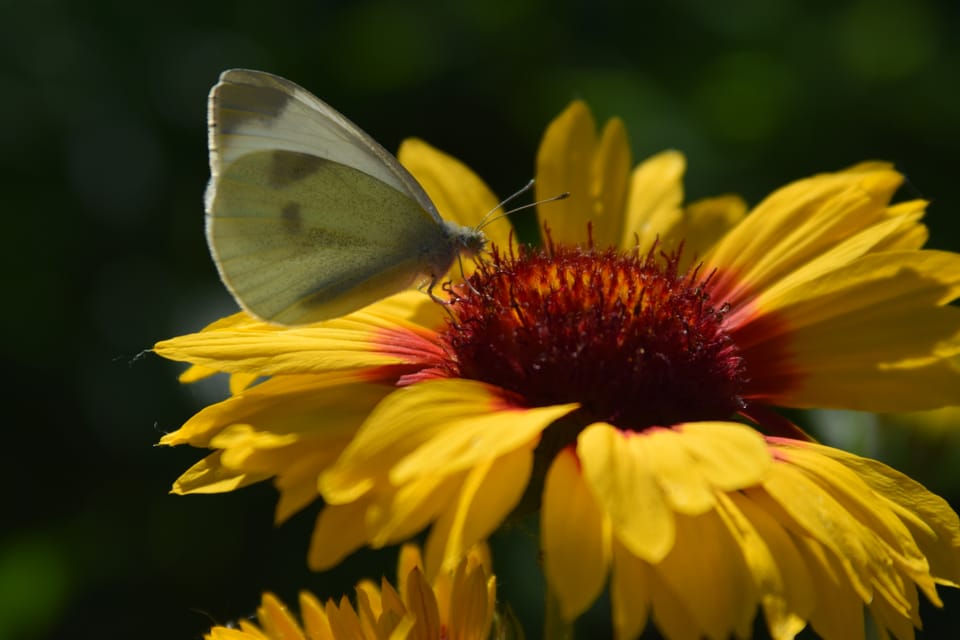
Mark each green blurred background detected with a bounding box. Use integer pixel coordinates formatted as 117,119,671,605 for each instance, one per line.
3,0,960,638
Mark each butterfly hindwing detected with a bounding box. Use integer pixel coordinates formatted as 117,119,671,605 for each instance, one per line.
208,149,453,325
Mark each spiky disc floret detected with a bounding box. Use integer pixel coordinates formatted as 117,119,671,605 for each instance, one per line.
439,241,748,431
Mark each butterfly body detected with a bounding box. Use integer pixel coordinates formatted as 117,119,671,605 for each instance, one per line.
205,69,485,325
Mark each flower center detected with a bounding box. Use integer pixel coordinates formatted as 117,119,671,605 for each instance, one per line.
438,242,748,431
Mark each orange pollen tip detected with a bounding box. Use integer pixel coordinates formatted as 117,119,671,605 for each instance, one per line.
437,242,748,431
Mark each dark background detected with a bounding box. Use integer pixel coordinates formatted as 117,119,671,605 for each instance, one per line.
3,0,960,638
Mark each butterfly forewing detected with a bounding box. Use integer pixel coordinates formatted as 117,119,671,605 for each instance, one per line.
208,69,439,219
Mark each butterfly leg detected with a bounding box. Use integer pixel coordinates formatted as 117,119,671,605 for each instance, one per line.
455,254,482,297
423,277,460,323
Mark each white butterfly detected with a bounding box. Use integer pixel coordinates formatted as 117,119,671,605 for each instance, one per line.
205,69,486,325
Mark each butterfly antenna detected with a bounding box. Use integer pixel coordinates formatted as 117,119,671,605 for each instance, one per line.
477,188,570,231
474,179,535,230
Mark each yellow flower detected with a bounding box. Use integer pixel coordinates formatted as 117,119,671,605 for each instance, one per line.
204,544,496,640
157,101,960,639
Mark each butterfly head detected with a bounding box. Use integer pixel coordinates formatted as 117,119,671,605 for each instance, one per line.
443,220,488,259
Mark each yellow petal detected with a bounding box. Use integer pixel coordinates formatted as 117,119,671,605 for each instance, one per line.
388,617,416,640
723,492,813,640
366,472,460,548
649,576,700,640
642,427,716,515
356,582,386,634
433,566,454,631
326,596,365,639
228,372,260,395
424,447,532,579
275,447,346,524
610,540,652,640
593,117,632,248
205,627,263,640
651,509,755,640
869,595,918,640
746,251,960,410
787,440,960,590
379,579,407,631
753,247,960,321
257,593,306,640
794,536,867,640
390,404,575,487
758,463,883,604
154,292,445,377
448,556,494,640
876,200,928,251
170,451,267,494
404,567,442,640
359,289,449,327
623,150,686,252
322,379,576,503
299,591,334,640
776,445,929,579
707,164,905,305
308,500,371,571
715,208,917,322
170,392,358,522
542,447,610,620
397,544,424,600
675,421,772,490
578,423,675,563
161,375,390,449
535,101,600,246
178,363,219,384
211,422,298,455
535,101,632,248
672,194,747,269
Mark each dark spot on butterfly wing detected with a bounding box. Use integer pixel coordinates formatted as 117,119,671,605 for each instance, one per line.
267,152,329,188
281,202,303,234
214,82,291,134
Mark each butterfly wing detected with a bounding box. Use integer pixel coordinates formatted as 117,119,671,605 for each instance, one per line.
209,149,454,325
208,69,440,218
205,70,456,325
